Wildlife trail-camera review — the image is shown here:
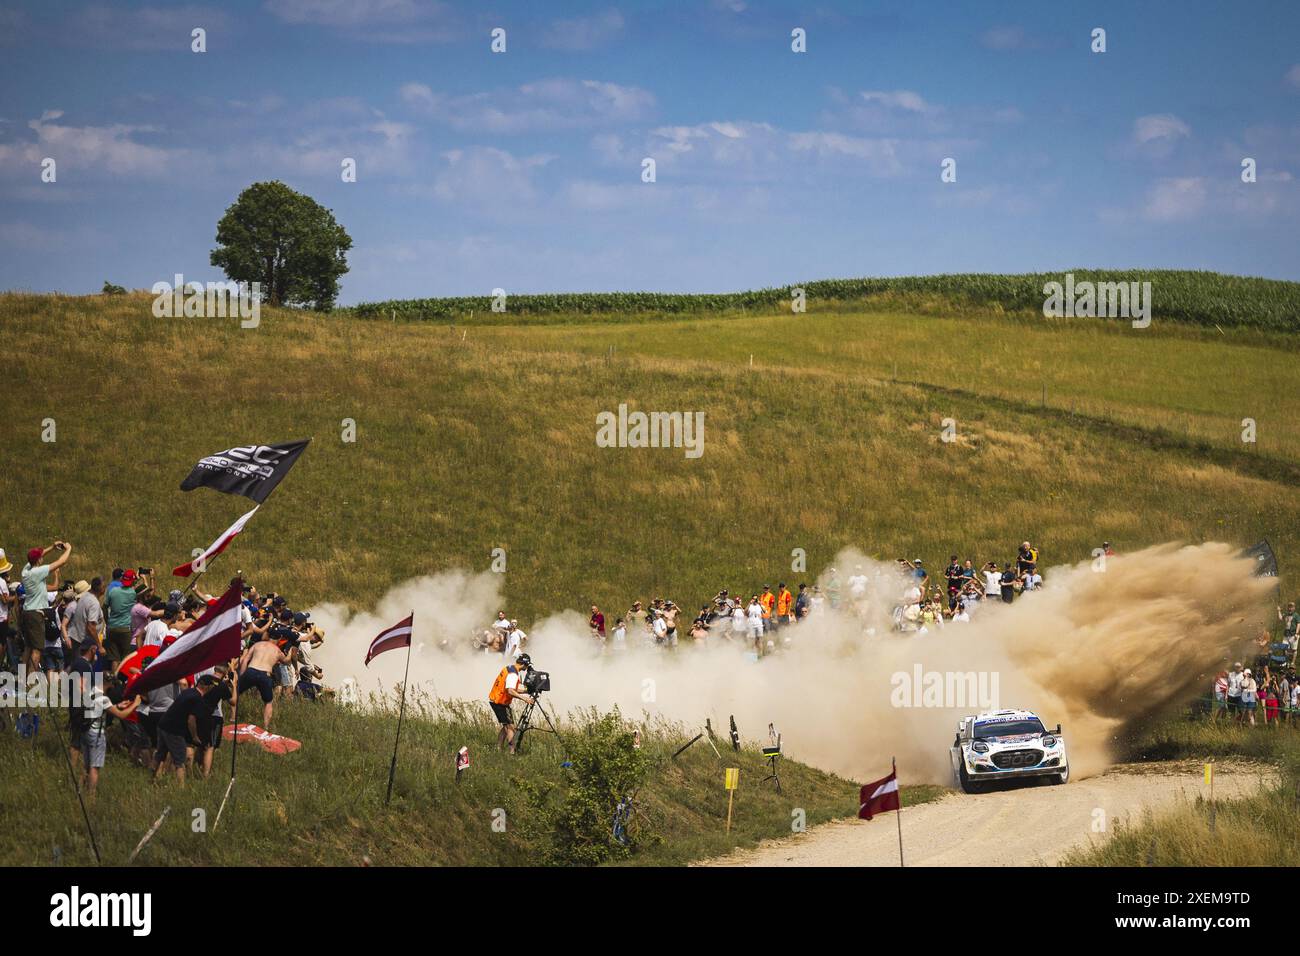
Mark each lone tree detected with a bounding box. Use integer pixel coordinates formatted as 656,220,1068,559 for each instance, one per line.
210,181,352,311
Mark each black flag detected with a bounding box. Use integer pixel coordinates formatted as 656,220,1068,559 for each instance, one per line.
180,439,310,504
1241,540,1278,578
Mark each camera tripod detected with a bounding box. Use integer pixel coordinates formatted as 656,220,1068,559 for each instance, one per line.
761,725,783,793
513,694,563,754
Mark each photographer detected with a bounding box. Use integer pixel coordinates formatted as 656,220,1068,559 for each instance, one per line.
20,540,73,672
487,653,535,754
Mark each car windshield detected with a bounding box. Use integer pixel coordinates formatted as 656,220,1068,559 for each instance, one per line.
974,719,1045,739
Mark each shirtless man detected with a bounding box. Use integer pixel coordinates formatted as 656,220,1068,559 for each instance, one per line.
237,634,288,728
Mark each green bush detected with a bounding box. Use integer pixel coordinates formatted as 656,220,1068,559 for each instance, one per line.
101,281,127,295
518,710,652,866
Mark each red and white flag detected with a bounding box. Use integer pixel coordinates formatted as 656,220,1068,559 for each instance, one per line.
126,579,245,697
172,505,259,577
858,766,901,820
365,613,413,666
222,723,302,755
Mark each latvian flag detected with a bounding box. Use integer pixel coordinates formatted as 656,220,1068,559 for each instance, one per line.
126,580,246,697
858,764,901,820
366,613,413,666
173,505,259,577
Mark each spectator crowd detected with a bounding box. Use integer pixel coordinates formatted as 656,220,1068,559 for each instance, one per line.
0,542,326,796
472,539,1057,660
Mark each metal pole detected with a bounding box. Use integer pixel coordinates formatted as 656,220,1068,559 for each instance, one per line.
385,615,414,806
53,707,101,864
893,757,904,867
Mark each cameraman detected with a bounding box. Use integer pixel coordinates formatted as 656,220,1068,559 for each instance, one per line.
487,653,535,754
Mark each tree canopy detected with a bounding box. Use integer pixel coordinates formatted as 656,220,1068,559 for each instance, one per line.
210,181,352,311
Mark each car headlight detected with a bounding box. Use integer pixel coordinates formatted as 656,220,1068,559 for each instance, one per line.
1041,735,1057,748
971,741,990,754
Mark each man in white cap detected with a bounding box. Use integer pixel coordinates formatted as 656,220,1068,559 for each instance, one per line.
1240,668,1258,726
1226,662,1244,720
502,620,526,661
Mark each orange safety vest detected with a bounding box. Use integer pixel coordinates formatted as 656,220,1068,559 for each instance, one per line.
489,665,521,705
759,592,775,618
777,590,792,615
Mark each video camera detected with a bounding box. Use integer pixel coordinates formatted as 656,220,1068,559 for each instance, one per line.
522,669,550,696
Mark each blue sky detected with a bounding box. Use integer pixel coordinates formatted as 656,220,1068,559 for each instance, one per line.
0,0,1296,304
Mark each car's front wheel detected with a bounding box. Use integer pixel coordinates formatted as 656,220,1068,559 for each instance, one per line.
958,761,982,794
1052,763,1070,785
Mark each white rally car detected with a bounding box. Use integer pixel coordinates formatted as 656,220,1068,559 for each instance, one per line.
950,709,1069,793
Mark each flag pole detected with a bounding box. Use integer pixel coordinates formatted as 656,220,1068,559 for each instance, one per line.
53,705,101,864
220,676,238,832
384,611,414,806
893,756,904,867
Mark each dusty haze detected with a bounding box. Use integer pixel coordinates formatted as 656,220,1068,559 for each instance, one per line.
309,542,1272,784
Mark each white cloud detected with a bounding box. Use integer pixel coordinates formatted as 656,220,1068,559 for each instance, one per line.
0,111,179,176
400,78,654,132
618,121,908,181
264,0,456,42
1142,177,1207,222
788,131,902,174
427,146,553,205
980,26,1040,51
541,9,624,51
69,4,231,51
1133,113,1191,145
859,90,930,113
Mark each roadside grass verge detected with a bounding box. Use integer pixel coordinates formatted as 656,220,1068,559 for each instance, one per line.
0,695,940,867
1063,719,1300,865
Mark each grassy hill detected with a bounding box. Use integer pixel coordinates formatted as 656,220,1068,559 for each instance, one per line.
1,286,1295,624
2,282,1296,866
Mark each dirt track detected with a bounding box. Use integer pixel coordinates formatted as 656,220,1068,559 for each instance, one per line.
703,762,1272,867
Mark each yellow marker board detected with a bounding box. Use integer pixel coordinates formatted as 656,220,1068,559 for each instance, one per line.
724,768,740,833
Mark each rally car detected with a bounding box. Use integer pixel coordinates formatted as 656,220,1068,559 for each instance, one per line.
950,709,1069,793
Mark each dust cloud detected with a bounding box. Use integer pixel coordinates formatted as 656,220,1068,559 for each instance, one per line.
308,542,1272,784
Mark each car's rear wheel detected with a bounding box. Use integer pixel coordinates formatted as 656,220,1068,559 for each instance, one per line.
958,762,982,794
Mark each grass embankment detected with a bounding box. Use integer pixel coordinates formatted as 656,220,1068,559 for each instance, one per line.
1062,720,1300,866
0,695,945,866
1,290,1296,625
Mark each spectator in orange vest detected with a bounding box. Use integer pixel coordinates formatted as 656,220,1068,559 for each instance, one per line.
776,583,793,626
759,586,776,634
